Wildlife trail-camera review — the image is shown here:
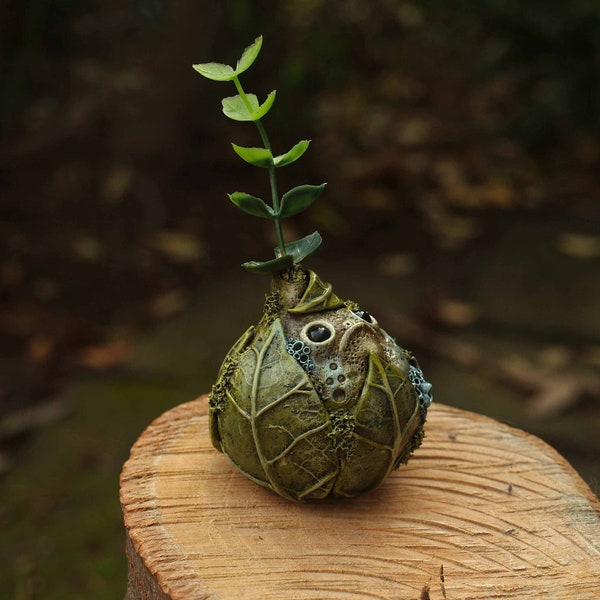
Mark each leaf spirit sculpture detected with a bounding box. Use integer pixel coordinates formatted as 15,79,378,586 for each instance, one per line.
194,38,432,501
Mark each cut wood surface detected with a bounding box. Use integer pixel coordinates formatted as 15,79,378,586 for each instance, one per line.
120,396,600,600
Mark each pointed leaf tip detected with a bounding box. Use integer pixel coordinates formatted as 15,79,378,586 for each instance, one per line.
274,231,322,263
252,90,277,121
279,183,326,218
228,192,274,219
273,140,311,168
235,36,263,75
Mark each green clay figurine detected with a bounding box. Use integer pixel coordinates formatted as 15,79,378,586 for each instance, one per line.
194,37,432,501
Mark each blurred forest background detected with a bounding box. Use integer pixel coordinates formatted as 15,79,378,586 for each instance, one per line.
1,1,599,598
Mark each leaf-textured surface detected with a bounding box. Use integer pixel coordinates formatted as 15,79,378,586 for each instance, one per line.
220,319,338,500
334,353,420,497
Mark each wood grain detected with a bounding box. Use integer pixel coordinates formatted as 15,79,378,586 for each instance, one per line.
120,396,600,600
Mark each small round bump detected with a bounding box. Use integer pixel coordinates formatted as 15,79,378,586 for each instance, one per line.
408,364,433,409
285,337,316,372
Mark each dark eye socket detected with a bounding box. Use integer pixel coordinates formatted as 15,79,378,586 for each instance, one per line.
353,309,373,323
307,324,331,343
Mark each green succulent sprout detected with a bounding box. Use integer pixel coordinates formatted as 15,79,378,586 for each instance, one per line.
193,36,325,273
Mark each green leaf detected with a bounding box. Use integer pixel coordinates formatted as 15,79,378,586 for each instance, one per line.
192,62,236,82
222,94,256,121
231,144,273,167
228,192,274,219
274,231,322,263
273,140,310,168
279,183,326,218
251,90,276,120
222,91,276,122
235,36,263,75
242,255,294,273
192,36,262,81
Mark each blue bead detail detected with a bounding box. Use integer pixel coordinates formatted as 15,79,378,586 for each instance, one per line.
286,338,316,372
408,365,433,411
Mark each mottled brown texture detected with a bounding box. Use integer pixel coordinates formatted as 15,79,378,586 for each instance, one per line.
121,396,600,600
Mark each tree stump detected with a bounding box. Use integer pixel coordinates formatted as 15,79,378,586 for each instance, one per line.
120,396,600,600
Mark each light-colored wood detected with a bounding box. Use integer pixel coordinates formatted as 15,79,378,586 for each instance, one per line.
120,396,600,600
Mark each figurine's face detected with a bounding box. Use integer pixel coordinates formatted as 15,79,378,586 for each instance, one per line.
281,306,411,411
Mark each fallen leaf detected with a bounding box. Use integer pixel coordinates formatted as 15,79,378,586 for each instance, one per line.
377,252,416,277
147,289,189,318
478,182,515,208
150,231,205,263
434,158,466,189
556,232,600,259
435,299,479,327
78,340,130,370
527,370,600,419
538,345,574,370
361,187,394,211
395,117,432,145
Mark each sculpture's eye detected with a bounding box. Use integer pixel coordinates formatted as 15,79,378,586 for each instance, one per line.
354,309,373,323
301,320,335,346
307,324,332,343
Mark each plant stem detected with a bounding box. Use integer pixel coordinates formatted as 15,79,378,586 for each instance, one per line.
233,77,287,256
